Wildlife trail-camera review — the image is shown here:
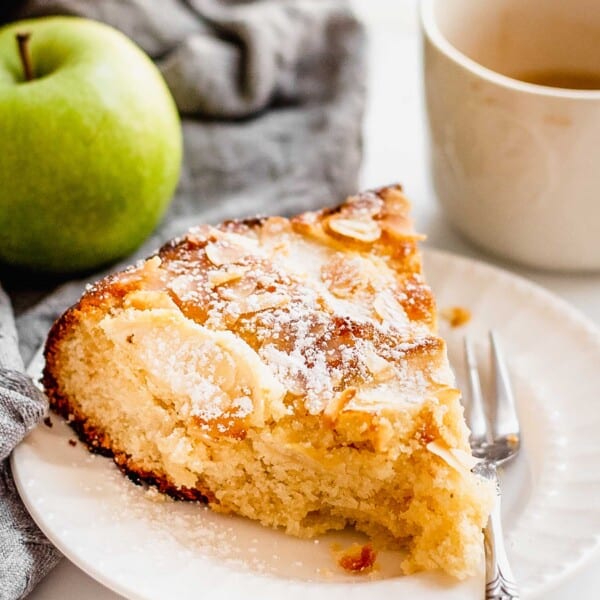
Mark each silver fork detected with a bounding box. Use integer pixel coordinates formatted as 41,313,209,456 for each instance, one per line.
464,331,520,600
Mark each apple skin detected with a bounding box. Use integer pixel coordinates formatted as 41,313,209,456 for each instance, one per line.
0,17,182,273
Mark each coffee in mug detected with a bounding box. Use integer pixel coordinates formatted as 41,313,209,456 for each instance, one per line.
421,0,600,271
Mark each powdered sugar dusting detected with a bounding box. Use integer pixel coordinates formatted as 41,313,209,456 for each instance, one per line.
148,215,446,418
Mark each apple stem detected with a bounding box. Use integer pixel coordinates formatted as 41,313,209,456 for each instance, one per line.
16,32,34,82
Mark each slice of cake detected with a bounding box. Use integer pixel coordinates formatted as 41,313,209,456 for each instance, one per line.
43,185,494,578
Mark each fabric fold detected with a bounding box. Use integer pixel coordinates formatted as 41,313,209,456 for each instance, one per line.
0,283,62,600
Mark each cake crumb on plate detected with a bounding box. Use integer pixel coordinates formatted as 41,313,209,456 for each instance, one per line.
333,542,378,574
441,305,471,328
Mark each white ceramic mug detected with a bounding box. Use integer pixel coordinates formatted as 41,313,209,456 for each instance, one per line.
420,0,600,272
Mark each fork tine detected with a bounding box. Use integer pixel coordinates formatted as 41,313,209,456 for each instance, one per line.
489,330,520,440
463,336,492,449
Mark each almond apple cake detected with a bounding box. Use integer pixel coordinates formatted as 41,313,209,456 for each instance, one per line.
43,185,494,579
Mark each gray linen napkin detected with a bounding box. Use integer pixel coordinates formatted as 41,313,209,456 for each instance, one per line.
0,287,60,600
0,1,366,598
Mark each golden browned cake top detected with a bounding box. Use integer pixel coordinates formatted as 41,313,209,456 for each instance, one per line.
76,185,455,431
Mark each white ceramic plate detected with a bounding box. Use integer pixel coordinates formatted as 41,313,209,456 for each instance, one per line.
12,248,600,600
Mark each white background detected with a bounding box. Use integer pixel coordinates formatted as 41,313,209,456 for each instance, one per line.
26,1,600,598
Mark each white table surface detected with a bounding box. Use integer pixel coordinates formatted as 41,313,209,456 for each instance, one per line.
27,2,600,598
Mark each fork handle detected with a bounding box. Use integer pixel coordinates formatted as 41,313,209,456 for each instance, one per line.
485,479,520,600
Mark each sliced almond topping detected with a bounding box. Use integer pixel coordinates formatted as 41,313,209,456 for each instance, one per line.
259,216,290,245
259,345,307,396
320,255,361,298
324,387,357,421
327,218,381,243
217,277,258,301
341,193,383,220
426,440,480,473
205,233,259,266
450,447,481,470
363,348,395,381
205,241,247,266
119,255,163,286
234,291,291,315
124,289,175,311
373,290,408,325
145,256,162,269
207,266,247,288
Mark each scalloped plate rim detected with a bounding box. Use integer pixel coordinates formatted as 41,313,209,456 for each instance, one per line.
11,246,600,600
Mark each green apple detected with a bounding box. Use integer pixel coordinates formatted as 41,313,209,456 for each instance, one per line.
0,16,182,273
